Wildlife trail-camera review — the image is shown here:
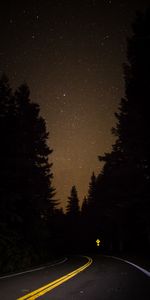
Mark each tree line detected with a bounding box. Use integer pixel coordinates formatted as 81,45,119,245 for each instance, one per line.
66,8,150,254
0,77,60,273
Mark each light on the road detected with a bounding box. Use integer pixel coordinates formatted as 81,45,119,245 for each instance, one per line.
96,238,101,247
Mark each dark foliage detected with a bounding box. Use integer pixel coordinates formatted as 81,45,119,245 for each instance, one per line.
96,8,150,253
65,186,81,252
87,172,97,211
0,76,57,274
66,185,80,217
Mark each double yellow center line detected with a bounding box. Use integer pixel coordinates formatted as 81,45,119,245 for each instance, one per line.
17,256,92,299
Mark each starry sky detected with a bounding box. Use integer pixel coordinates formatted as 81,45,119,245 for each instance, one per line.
0,0,149,211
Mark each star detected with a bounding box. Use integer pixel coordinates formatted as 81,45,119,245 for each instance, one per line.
104,34,110,40
105,0,112,4
32,33,35,39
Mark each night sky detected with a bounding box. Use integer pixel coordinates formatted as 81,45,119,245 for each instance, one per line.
0,0,149,210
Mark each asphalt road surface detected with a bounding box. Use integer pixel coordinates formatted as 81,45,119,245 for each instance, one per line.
0,255,150,300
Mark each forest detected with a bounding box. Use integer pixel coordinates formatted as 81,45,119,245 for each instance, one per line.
0,8,150,275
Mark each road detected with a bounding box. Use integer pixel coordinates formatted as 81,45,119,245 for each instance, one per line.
0,255,150,300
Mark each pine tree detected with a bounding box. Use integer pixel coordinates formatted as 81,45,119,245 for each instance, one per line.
114,9,150,250
0,75,12,212
66,186,80,217
0,77,57,272
81,196,88,216
87,172,97,210
14,84,57,244
98,8,150,251
0,75,26,273
65,186,80,252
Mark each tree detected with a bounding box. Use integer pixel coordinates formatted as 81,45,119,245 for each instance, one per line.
15,84,56,218
112,9,150,250
13,84,57,256
0,77,57,273
87,172,97,211
0,75,20,273
97,8,150,252
81,196,88,216
66,185,80,217
111,9,150,180
65,186,80,252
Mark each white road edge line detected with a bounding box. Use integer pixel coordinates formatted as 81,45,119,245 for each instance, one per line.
110,255,150,277
0,257,68,280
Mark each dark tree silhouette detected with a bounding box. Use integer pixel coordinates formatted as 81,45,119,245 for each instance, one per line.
84,173,98,238
14,84,56,218
0,75,19,273
66,185,80,217
97,8,150,252
14,83,57,259
87,172,97,209
65,186,80,252
81,196,88,216
0,77,56,273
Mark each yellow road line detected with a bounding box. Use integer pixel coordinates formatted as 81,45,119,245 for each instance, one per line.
17,256,92,300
